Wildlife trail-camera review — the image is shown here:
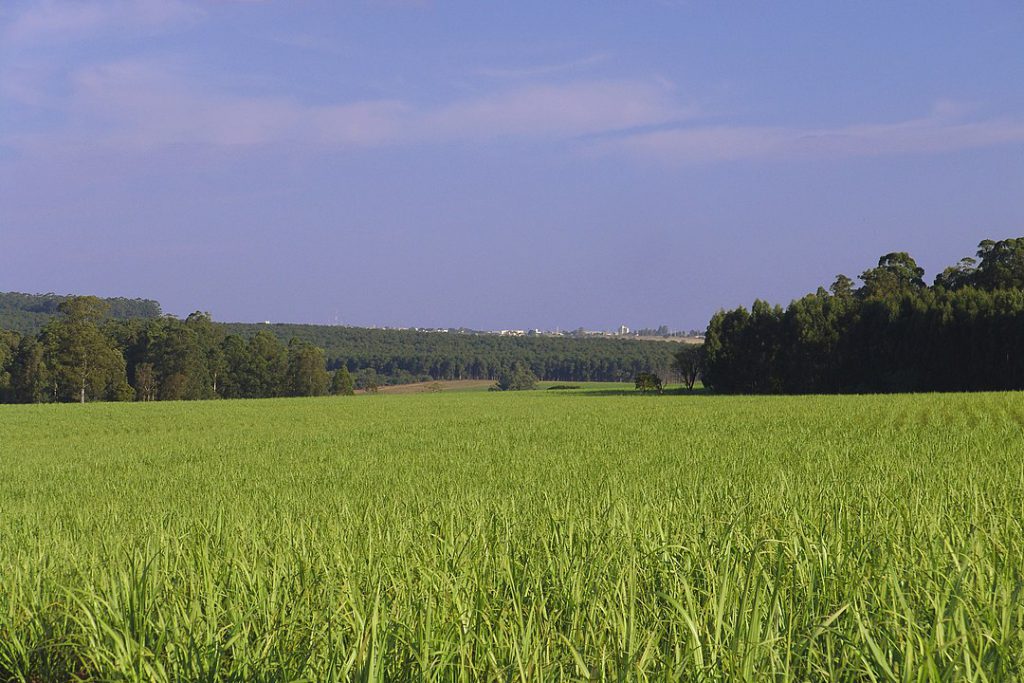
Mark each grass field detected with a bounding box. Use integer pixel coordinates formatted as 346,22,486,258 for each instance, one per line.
1,389,1023,680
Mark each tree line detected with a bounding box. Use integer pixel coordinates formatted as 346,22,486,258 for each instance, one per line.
0,292,161,335
0,297,355,403
0,297,677,403
221,323,677,384
702,237,1024,394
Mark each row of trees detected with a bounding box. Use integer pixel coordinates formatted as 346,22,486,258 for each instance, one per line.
0,297,355,403
702,237,1024,393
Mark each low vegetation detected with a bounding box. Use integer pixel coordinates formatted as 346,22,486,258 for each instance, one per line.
634,371,664,394
491,362,538,391
1,389,1022,680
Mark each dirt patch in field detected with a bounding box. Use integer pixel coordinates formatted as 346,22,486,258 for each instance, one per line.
364,380,496,394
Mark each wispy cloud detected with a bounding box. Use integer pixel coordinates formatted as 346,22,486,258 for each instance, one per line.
2,0,200,45
422,80,691,141
5,44,1023,165
254,31,347,55
6,59,694,153
600,110,1024,164
474,54,610,79
0,61,58,107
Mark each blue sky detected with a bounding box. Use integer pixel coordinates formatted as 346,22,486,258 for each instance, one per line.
2,1,1023,329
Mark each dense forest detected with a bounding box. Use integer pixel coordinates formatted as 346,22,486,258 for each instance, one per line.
0,299,341,403
703,237,1024,394
0,292,161,335
222,323,677,384
0,295,677,403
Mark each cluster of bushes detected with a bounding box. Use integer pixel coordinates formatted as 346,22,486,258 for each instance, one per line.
703,238,1024,393
489,363,538,391
634,372,664,394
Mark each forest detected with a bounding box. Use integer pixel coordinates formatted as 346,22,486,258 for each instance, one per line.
0,292,161,335
222,323,677,384
702,237,1024,393
0,295,677,403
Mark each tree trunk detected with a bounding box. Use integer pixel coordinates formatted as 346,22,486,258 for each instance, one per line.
80,359,90,404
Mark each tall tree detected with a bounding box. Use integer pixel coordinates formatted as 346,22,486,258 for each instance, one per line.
42,297,129,403
219,335,253,399
286,339,330,397
134,363,159,401
934,257,978,290
829,274,856,298
146,318,210,400
247,330,288,397
673,344,703,390
973,238,1024,290
859,252,926,299
10,337,50,403
186,312,225,396
0,329,18,401
330,365,355,395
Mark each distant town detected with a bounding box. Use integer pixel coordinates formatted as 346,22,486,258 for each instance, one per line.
341,324,706,342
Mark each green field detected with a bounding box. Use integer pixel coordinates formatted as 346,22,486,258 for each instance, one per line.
2,390,1023,680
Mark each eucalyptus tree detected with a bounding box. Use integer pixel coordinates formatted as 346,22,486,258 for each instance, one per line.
42,297,130,403
286,339,330,397
10,337,49,403
673,344,703,391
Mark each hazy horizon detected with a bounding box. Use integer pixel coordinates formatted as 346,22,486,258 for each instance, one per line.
3,1,1022,330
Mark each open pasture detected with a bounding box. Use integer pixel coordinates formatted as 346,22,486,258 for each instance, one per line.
1,391,1023,681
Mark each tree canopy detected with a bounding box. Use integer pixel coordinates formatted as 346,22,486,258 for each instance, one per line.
703,237,1024,394
0,292,160,335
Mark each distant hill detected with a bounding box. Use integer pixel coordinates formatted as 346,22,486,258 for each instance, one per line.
0,292,162,335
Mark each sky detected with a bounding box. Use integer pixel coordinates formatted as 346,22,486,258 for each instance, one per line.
2,1,1023,330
